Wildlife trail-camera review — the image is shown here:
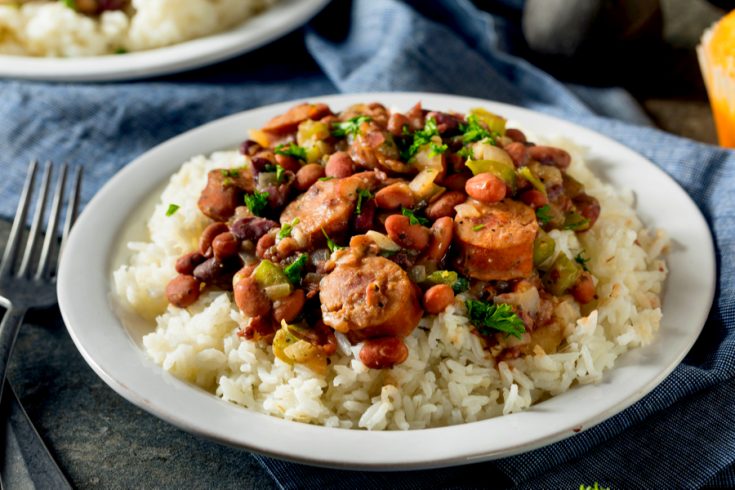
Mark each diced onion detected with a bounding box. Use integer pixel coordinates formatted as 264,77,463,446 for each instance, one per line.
409,168,441,200
409,265,427,283
471,142,514,168
264,283,292,300
365,230,400,251
455,202,481,218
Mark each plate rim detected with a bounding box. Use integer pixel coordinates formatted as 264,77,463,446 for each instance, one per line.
57,92,717,470
0,0,330,82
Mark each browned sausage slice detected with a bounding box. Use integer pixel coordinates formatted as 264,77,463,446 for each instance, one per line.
198,169,254,222
454,200,538,281
262,103,331,135
280,172,379,250
320,256,422,338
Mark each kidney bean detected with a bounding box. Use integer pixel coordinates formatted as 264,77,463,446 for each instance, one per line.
572,193,601,229
446,153,465,173
387,112,410,136
359,337,409,369
440,173,470,193
193,256,242,289
374,182,414,209
276,237,299,257
325,151,354,178
165,274,201,308
425,191,466,220
274,154,302,173
520,189,549,208
250,156,273,173
230,217,279,242
234,276,272,317
199,222,229,257
256,231,277,259
175,252,205,275
295,163,325,191
240,315,276,341
273,289,306,323
240,139,261,156
505,128,527,143
422,217,454,262
465,173,507,203
426,111,461,135
571,272,596,304
212,232,240,260
384,214,430,251
504,142,529,167
354,198,376,233
527,146,571,170
424,284,455,314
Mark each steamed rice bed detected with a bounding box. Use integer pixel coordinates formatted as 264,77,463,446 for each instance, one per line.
113,133,668,430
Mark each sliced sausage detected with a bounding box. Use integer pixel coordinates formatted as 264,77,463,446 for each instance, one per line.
262,103,331,135
280,172,379,250
319,256,422,338
198,169,254,222
454,200,538,281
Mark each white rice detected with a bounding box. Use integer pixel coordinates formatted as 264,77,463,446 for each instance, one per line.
0,0,276,57
113,137,669,430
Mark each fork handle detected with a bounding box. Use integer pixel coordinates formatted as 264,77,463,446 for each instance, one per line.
0,306,27,403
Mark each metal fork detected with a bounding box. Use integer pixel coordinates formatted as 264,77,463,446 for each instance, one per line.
0,161,81,488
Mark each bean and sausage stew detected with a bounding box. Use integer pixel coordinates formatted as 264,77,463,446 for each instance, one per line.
165,102,601,372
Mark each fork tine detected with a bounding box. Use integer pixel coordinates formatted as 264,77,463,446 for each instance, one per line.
35,163,67,280
17,161,52,278
0,160,38,278
58,165,82,262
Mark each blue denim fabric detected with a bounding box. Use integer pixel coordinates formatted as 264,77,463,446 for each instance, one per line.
1,0,732,488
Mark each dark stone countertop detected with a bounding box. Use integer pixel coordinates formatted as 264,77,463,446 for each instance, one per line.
2,0,727,487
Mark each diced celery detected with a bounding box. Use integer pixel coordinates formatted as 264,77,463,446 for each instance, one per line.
466,159,517,190
542,254,581,296
470,108,506,135
533,230,556,267
424,270,459,287
517,166,547,197
253,260,291,298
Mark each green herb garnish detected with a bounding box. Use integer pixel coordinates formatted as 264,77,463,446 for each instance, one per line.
400,117,443,162
536,205,553,225
274,143,307,162
115,47,127,55
472,224,486,231
401,207,430,226
318,176,334,182
459,114,495,145
60,0,76,9
331,115,372,138
278,218,300,240
452,276,470,294
575,252,590,272
283,253,309,285
457,145,474,159
465,300,525,339
355,188,373,215
580,483,610,490
165,204,180,217
321,227,342,253
243,191,269,217
563,210,590,231
220,168,240,178
275,164,286,183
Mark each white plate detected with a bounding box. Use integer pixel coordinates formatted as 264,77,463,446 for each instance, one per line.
0,0,329,82
57,92,716,469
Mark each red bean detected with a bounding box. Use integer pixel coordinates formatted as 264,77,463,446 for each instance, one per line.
387,112,410,136
384,214,430,251
505,128,527,143
571,272,596,304
166,274,201,308
295,163,325,191
374,182,415,209
422,216,454,262
256,231,277,259
273,289,306,323
234,276,271,317
175,252,205,275
212,232,240,260
425,191,466,220
275,154,302,173
239,139,261,156
354,198,376,233
573,193,601,229
520,189,549,208
199,222,229,257
440,173,470,193
424,284,455,314
359,337,409,369
465,173,506,203
504,142,529,167
325,151,354,178
527,146,571,170
230,217,278,242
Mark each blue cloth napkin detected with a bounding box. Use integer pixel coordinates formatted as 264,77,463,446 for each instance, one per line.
2,0,734,488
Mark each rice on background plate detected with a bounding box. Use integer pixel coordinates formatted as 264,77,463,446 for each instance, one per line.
0,0,277,57
113,131,669,431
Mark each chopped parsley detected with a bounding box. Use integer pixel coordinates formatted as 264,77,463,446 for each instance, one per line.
400,117,444,161
331,115,372,138
452,276,470,294
472,224,486,232
243,191,269,217
355,188,373,215
165,204,180,217
575,252,590,271
459,114,495,145
401,207,430,226
220,168,240,178
274,143,307,162
275,164,286,183
536,205,553,225
580,484,609,490
318,176,334,182
321,227,342,253
278,218,300,240
465,300,525,339
457,145,474,159
283,253,309,285
115,47,127,55
563,210,590,231
60,0,76,9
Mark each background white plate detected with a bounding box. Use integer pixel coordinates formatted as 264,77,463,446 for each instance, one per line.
0,0,329,82
57,93,716,469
